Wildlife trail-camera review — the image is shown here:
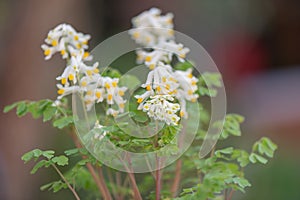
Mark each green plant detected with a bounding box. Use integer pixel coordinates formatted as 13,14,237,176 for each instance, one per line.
4,8,277,200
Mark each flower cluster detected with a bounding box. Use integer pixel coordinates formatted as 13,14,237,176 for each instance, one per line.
42,24,127,116
130,8,199,123
41,24,92,61
141,95,180,125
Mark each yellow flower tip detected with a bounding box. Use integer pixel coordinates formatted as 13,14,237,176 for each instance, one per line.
68,74,74,81
61,78,67,85
74,35,79,41
179,53,186,59
76,43,82,49
107,94,113,101
188,90,193,95
169,77,177,82
191,81,197,86
118,90,124,96
112,81,117,87
95,91,101,98
180,111,184,117
83,51,90,59
105,83,110,89
156,86,161,92
162,76,167,83
86,70,93,76
145,56,152,62
191,98,197,103
168,29,174,35
51,40,58,47
86,90,92,96
149,64,155,70
166,18,172,24
85,100,92,105
44,49,51,56
57,89,64,95
146,85,151,91
93,68,99,73
81,81,87,87
60,49,66,56
83,40,88,45
119,103,124,108
188,73,193,78
173,89,178,94
165,84,170,90
133,32,140,39
137,98,143,103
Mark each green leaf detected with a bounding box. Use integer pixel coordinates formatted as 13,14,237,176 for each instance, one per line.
174,61,194,71
252,137,277,158
16,101,28,116
43,105,57,122
215,147,234,155
249,153,268,164
64,148,79,156
3,102,19,113
42,150,55,159
52,156,69,166
21,151,35,163
31,160,49,174
233,177,251,188
53,116,73,129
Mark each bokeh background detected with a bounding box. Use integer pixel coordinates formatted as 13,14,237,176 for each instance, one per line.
1,0,300,199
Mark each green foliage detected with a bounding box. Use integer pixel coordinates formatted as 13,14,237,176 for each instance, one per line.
21,149,69,174
4,99,73,129
214,114,245,140
174,61,194,71
53,116,74,129
197,72,222,97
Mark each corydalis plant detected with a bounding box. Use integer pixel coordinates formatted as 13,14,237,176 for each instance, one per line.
3,7,277,200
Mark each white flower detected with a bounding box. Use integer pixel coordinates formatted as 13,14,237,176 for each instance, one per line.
56,84,80,99
141,95,180,125
41,23,91,61
130,8,200,123
129,8,174,46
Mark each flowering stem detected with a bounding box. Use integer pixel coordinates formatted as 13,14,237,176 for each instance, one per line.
155,121,162,200
171,120,186,196
51,163,80,200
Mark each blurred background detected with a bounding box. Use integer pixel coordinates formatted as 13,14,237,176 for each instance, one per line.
0,0,300,199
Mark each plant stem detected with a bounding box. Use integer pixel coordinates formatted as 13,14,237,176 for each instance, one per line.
122,153,142,200
171,159,182,197
171,120,186,196
51,164,80,200
155,165,162,200
71,130,112,200
127,172,143,200
227,189,235,200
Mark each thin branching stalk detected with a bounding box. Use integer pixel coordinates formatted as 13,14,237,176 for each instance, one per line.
122,153,142,200
51,164,80,200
